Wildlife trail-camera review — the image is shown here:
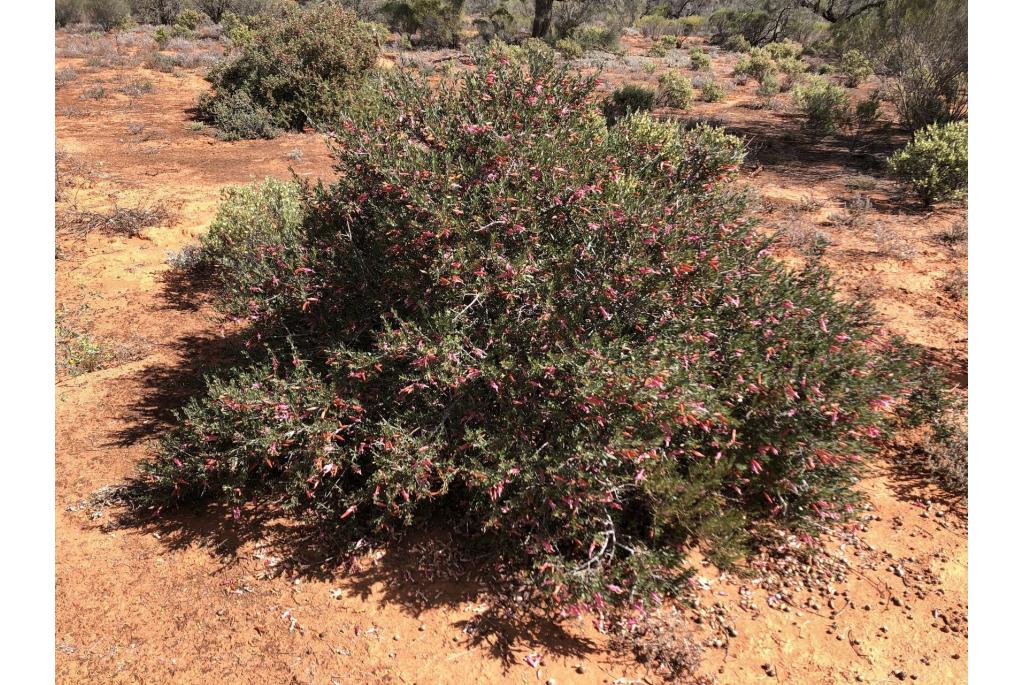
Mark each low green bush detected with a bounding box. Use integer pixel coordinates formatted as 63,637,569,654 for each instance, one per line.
657,70,693,109
689,47,711,70
793,77,851,136
648,42,668,58
555,37,583,59
764,40,802,60
200,89,279,140
840,49,873,87
756,72,780,97
888,121,967,204
197,3,379,138
602,84,655,125
701,79,725,102
174,7,206,31
723,34,751,53
734,46,775,82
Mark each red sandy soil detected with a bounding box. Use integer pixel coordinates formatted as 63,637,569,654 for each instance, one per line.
56,29,966,684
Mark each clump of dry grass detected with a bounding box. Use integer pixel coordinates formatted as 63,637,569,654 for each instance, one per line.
794,194,824,213
779,219,833,256
843,173,878,191
826,194,872,227
80,85,108,100
941,267,967,301
923,403,967,494
612,612,710,684
873,225,917,260
117,78,154,97
56,67,79,89
58,201,171,238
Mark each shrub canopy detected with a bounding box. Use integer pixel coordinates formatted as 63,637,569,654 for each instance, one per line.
142,49,934,612
197,2,380,138
888,120,967,204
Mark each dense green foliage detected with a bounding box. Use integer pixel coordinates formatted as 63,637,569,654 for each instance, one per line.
601,84,656,126
689,47,710,70
888,121,967,204
793,77,851,135
197,2,380,139
657,70,693,110
138,48,936,613
839,49,873,87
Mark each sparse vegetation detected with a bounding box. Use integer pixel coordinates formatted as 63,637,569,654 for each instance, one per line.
58,201,171,237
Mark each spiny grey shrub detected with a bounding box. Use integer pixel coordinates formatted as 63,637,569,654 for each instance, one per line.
136,48,938,614
197,2,380,139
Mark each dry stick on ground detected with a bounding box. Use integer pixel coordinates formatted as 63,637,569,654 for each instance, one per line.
58,202,171,238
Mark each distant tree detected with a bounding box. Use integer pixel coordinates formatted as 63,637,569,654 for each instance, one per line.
87,0,131,29
130,0,181,24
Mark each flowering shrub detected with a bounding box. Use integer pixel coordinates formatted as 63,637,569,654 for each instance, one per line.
888,121,967,204
197,3,380,138
137,49,937,612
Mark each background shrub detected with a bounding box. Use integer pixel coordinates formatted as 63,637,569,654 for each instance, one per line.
723,33,750,52
656,70,692,109
888,121,967,204
840,49,873,87
382,0,465,48
689,47,710,70
56,0,85,27
85,0,131,30
197,3,380,138
701,78,725,102
601,83,655,125
555,37,583,59
572,24,620,52
734,46,776,82
793,77,851,136
135,50,936,612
